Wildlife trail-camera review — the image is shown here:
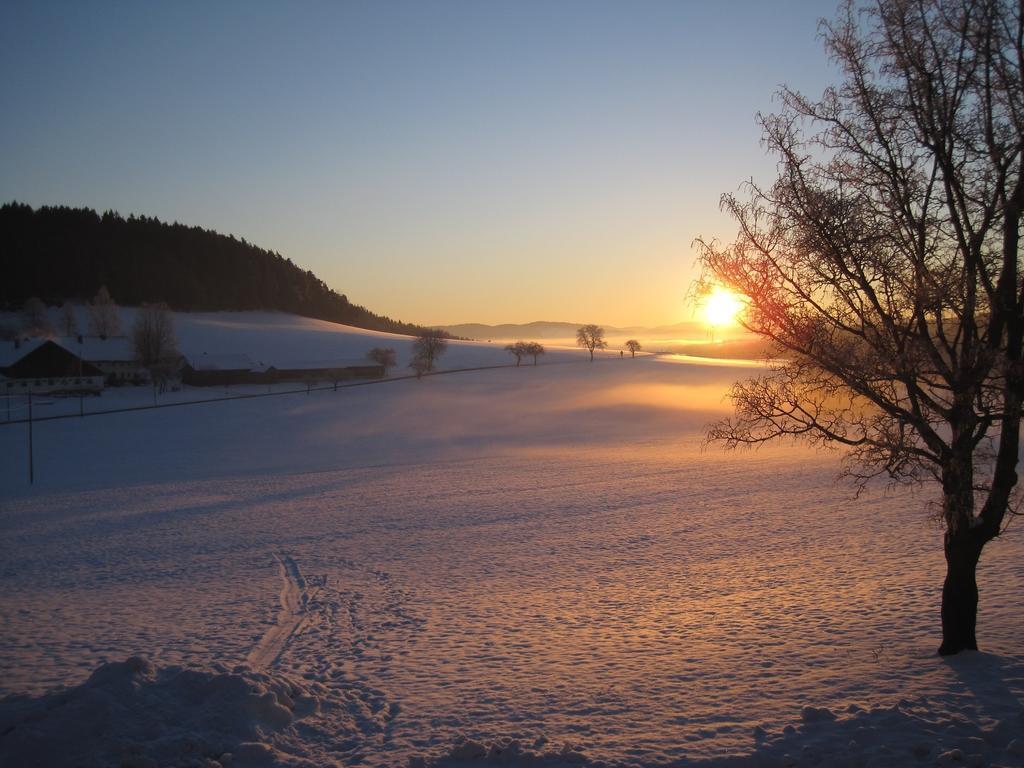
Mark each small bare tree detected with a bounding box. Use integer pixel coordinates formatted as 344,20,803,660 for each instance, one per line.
625,339,641,358
21,297,51,336
696,0,1024,655
576,324,607,362
89,286,121,338
366,347,397,375
57,303,79,337
412,329,448,372
505,341,530,366
132,303,177,368
409,355,431,379
133,304,178,395
526,341,545,365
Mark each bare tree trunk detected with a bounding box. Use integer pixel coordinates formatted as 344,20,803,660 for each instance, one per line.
937,447,984,656
939,530,984,655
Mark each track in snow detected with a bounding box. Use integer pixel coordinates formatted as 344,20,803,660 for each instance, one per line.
247,553,312,669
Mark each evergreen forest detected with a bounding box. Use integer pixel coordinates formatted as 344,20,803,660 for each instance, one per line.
1,202,438,336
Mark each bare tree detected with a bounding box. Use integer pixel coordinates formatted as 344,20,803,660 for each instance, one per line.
412,329,448,373
696,0,1024,655
505,341,530,366
576,324,607,362
409,355,431,379
57,303,79,337
132,303,177,368
21,297,51,336
525,341,545,365
367,346,397,375
625,339,642,358
89,285,121,339
133,304,178,395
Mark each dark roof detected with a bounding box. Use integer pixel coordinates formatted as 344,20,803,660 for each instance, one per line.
1,340,104,379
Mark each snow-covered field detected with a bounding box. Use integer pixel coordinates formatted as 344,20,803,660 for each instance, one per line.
1,310,602,423
1,314,1023,767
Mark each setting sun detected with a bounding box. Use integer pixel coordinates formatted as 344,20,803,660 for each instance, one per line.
702,287,746,328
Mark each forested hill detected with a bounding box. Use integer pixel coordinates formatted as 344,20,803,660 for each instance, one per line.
0,202,435,336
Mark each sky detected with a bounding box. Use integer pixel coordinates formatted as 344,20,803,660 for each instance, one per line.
1,1,839,328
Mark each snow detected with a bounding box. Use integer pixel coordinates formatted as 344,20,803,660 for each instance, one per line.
0,657,330,767
1,312,1022,767
166,311,592,370
57,335,135,362
1,311,591,422
0,337,136,367
0,339,46,368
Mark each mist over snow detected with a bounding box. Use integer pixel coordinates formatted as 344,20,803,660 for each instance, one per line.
1,312,1022,767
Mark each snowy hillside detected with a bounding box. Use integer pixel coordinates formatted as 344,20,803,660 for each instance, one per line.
1,315,1022,767
1,310,602,421
167,311,580,370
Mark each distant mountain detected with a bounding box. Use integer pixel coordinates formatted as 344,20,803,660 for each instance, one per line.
0,202,443,337
441,319,731,341
442,321,587,340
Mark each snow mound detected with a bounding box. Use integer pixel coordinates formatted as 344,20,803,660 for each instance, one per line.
748,693,1024,768
0,657,347,767
415,656,1024,768
2,656,1024,768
